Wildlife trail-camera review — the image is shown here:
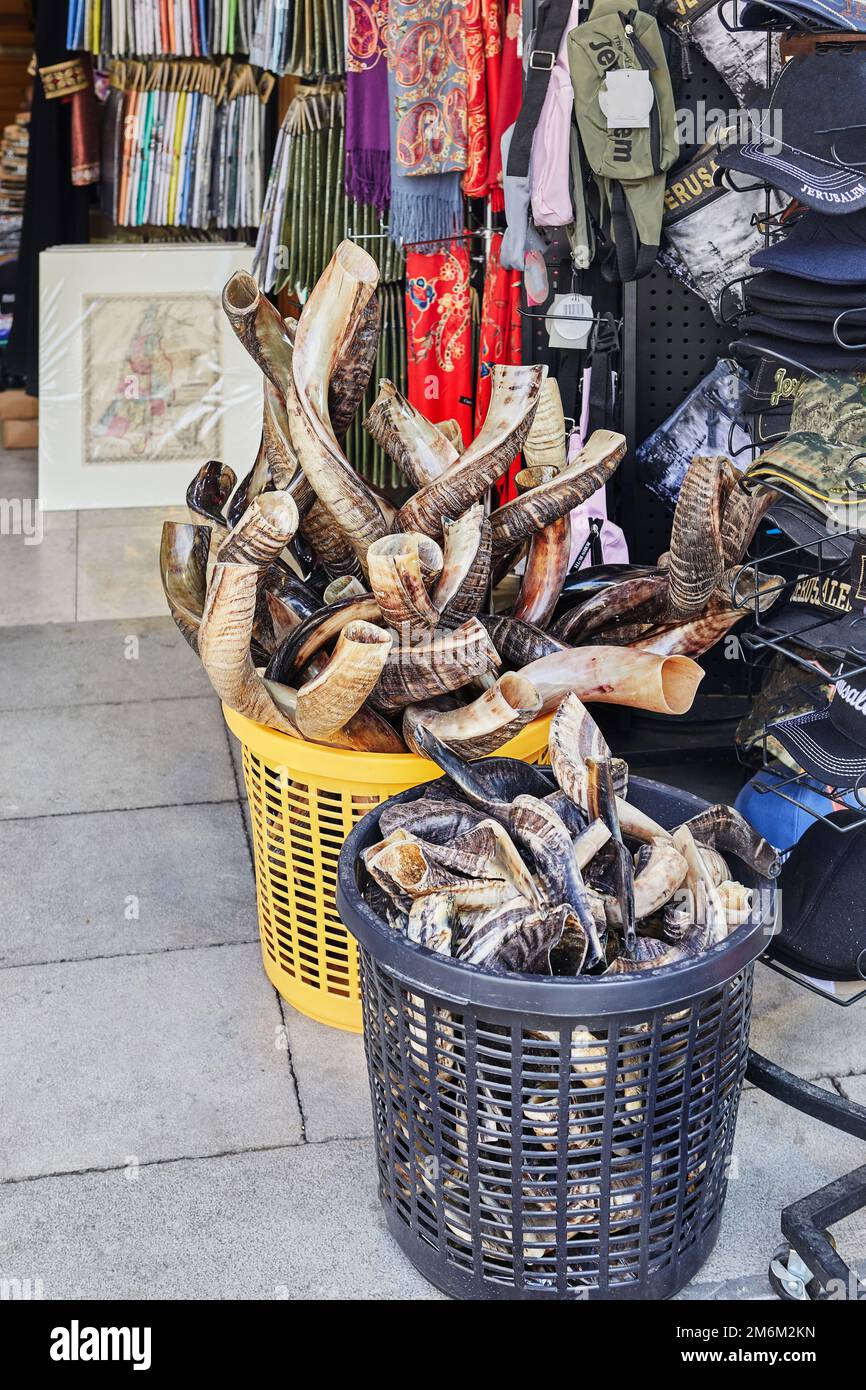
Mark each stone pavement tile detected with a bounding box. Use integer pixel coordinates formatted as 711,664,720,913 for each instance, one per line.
0,802,256,967
78,504,189,529
76,521,170,622
692,1083,865,1291
0,526,76,626
0,696,236,819
0,616,210,711
281,1007,372,1142
0,944,301,1181
1,445,36,498
0,1140,442,1299
749,965,865,1080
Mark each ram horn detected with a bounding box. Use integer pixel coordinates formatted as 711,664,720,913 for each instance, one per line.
222,270,295,393
608,840,689,925
264,676,406,752
431,503,490,623
666,454,726,619
264,593,383,685
408,893,456,955
518,646,705,716
629,608,744,657
551,570,668,644
721,480,777,566
512,515,571,629
299,498,363,579
549,692,615,805
329,293,381,441
323,575,367,604
508,795,605,966
718,564,784,618
217,492,299,568
404,673,542,759
489,429,626,558
522,377,567,473
366,532,444,628
437,418,464,452
295,620,393,741
672,824,728,946
160,522,211,652
198,562,296,733
477,613,567,667
288,240,388,561
681,803,780,878
264,576,324,643
364,378,459,487
585,757,636,951
394,364,547,539
186,460,236,528
372,618,500,713
262,379,299,490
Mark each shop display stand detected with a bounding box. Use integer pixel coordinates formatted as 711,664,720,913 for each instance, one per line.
713,5,866,1298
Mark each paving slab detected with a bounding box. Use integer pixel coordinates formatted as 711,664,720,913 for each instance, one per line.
0,616,210,711
76,521,173,622
693,1083,866,1291
280,1007,372,1143
0,696,236,818
0,801,257,967
0,1139,441,1300
0,944,301,1181
750,965,865,1080
0,525,76,626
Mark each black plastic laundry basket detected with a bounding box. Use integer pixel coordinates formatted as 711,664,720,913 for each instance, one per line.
337,775,776,1300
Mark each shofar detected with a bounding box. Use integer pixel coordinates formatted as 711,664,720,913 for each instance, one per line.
522,377,567,472
366,532,444,628
372,618,500,712
295,621,392,741
160,522,211,652
512,515,571,628
186,460,236,527
403,673,542,759
329,293,382,441
222,271,295,394
264,675,406,752
218,493,299,568
666,454,725,619
431,503,491,625
262,379,300,490
393,364,546,539
364,379,459,487
288,240,389,565
489,429,627,558
199,562,297,733
518,647,705,716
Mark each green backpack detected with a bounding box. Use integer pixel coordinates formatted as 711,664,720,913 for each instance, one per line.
568,0,679,281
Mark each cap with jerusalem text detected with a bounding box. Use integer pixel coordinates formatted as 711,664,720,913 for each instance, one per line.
715,51,866,216
751,211,866,285
769,663,866,794
765,541,866,656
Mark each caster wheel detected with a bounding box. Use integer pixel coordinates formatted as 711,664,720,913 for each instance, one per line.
768,1243,832,1301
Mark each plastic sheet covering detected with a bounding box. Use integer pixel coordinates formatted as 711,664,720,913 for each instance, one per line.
38,243,261,510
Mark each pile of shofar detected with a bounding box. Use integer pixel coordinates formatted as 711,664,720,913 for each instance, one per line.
160,238,777,758
360,696,777,977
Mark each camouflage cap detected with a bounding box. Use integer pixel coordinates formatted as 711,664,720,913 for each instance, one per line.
789,373,866,447
745,432,866,513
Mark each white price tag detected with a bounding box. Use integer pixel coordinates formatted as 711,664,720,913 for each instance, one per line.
599,70,653,129
545,294,593,351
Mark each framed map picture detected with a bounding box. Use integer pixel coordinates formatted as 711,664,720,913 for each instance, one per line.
39,244,261,510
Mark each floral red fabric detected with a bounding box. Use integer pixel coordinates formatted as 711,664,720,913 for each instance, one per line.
475,230,522,501
406,241,474,446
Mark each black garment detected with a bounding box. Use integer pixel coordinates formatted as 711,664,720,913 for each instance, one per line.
7,0,91,396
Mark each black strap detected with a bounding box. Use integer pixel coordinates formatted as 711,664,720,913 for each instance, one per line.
586,312,619,434
506,0,576,179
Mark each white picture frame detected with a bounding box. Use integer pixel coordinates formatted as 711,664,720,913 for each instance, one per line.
39,243,261,510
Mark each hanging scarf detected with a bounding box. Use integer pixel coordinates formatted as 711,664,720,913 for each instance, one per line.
463,0,502,199
406,241,474,445
475,230,522,500
387,0,468,244
486,0,522,213
345,0,390,212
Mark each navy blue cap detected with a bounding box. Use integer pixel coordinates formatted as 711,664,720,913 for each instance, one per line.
716,52,866,216
751,209,866,284
740,0,866,30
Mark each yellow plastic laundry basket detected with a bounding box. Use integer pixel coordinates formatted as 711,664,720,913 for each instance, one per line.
224,704,552,1032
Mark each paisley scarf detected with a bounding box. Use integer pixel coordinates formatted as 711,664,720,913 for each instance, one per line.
405,241,474,445
387,0,468,244
345,0,391,212
463,0,502,199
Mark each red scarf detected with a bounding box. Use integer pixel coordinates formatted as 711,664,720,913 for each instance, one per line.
463,0,502,200
486,0,522,213
476,230,522,502
406,241,474,447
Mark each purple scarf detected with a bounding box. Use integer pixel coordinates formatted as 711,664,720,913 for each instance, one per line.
345,0,391,213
